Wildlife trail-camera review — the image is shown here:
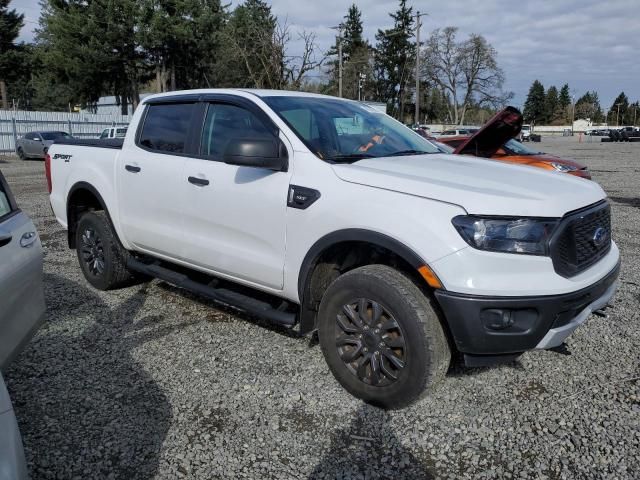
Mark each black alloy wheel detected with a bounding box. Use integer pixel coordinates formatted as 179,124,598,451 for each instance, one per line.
80,227,106,276
336,298,407,387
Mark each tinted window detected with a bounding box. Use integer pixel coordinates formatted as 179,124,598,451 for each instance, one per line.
24,133,35,140
41,132,69,140
139,103,196,153
200,104,274,159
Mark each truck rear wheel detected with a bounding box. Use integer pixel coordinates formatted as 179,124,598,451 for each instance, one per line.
317,264,450,409
76,211,144,290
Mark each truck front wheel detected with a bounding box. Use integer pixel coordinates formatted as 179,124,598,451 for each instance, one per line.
76,211,144,290
318,264,450,409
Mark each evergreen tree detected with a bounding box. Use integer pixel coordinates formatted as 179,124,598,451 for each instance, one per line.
373,0,415,120
544,85,559,124
139,0,225,92
325,4,371,99
609,92,629,126
558,83,571,122
217,0,280,88
343,4,366,60
575,91,603,122
0,0,24,109
522,80,545,123
38,0,147,113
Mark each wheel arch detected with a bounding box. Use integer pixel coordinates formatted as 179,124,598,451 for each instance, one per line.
297,229,434,335
66,181,114,248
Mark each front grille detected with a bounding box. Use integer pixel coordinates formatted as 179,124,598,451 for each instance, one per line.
550,201,611,277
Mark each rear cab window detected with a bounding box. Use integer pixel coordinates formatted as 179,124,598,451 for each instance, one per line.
137,103,197,154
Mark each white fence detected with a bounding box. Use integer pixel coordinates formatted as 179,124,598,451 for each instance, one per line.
0,110,131,154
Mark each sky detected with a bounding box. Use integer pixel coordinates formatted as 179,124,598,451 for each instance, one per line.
13,0,640,110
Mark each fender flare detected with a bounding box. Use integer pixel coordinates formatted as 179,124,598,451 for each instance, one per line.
297,228,427,334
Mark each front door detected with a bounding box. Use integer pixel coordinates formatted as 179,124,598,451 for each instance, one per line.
117,102,198,259
0,171,45,368
181,102,290,290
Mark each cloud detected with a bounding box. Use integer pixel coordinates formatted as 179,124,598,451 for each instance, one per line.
13,0,640,108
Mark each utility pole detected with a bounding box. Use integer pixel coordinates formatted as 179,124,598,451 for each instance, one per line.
414,12,428,126
616,102,622,126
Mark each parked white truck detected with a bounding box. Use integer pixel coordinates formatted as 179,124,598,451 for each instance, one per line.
46,90,619,408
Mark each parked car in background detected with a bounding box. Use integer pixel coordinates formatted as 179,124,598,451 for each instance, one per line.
438,128,478,137
520,124,532,141
0,170,46,480
16,131,72,160
438,108,592,179
99,127,128,139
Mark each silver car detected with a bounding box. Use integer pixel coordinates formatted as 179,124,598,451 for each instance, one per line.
0,170,45,480
15,131,72,160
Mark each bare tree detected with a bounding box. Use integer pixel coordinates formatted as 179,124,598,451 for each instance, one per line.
222,19,324,90
282,28,325,90
423,27,511,124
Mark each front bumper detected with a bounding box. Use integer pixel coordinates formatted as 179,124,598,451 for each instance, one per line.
434,261,620,357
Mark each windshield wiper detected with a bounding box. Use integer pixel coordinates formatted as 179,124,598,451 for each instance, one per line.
327,153,376,163
386,149,433,157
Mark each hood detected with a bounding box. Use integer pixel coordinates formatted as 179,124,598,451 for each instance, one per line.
454,107,522,158
331,154,605,217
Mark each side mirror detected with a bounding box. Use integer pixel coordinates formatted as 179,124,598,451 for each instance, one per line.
223,137,288,171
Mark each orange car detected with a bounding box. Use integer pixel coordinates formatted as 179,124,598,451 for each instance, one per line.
437,107,592,179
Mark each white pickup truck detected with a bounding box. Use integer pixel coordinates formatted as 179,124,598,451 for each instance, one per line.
46,90,619,408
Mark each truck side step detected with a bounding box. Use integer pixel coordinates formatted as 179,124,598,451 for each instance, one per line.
127,258,297,327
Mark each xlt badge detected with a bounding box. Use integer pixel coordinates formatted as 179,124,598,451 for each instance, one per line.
287,186,320,210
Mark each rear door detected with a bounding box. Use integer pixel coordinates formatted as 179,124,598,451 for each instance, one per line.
0,171,45,368
181,100,291,289
22,133,36,156
117,100,198,259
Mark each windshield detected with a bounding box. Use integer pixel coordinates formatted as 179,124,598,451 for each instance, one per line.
504,138,541,155
263,96,440,162
41,132,70,140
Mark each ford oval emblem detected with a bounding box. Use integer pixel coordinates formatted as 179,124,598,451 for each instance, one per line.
592,227,608,247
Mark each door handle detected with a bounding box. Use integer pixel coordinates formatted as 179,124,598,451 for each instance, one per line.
20,231,37,248
188,176,209,186
0,230,11,248
125,164,141,173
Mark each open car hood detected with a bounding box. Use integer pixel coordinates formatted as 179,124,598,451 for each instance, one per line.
454,107,523,158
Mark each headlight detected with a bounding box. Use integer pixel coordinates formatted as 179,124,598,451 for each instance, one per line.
452,216,559,255
550,162,578,172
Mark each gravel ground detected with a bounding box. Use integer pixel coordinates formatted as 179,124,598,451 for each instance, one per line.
1,136,639,479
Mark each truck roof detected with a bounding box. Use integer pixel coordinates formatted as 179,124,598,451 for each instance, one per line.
141,88,343,104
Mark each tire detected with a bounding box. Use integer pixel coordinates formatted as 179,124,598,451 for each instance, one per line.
318,264,451,409
75,210,144,290
17,147,26,160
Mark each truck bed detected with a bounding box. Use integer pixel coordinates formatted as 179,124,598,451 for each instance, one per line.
53,138,124,149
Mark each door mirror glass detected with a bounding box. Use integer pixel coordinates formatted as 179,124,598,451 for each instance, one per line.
223,138,287,171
